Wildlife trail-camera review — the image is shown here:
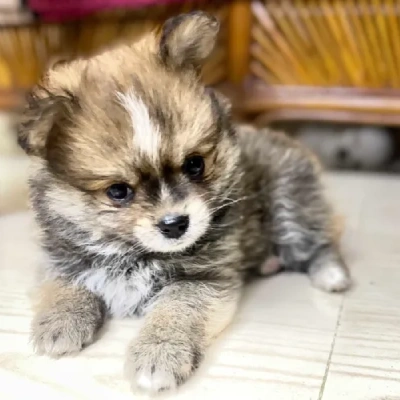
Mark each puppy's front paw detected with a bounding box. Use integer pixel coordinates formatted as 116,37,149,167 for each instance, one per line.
31,308,103,357
125,338,202,393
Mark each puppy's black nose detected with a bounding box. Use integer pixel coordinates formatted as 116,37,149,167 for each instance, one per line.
157,215,189,239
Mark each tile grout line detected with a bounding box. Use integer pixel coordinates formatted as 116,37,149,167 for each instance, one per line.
317,296,345,400
316,179,362,398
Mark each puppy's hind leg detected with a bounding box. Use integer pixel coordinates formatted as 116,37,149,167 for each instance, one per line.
270,151,351,292
277,235,351,292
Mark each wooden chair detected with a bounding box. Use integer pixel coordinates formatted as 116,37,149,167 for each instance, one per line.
2,0,400,126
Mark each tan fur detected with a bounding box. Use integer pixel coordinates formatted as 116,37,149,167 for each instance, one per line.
331,214,345,243
31,280,105,356
125,280,241,391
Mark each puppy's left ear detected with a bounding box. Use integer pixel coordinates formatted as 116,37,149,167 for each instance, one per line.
159,11,219,71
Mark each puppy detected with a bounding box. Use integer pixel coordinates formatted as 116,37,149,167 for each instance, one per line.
18,12,351,393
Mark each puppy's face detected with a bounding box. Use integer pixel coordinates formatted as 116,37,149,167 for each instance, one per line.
19,12,240,254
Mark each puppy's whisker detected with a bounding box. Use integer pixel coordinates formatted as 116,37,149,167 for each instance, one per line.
208,196,250,213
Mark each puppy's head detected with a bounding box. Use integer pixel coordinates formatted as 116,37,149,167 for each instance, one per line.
19,12,241,255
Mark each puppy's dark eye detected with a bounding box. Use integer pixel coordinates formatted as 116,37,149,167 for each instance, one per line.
106,183,134,203
182,155,205,180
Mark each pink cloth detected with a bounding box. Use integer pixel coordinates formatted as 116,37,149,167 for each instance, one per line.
28,0,187,22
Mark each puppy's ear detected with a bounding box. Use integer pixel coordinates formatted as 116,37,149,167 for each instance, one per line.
17,62,80,157
159,11,219,71
17,88,75,157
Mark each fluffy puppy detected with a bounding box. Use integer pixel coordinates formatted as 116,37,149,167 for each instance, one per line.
18,12,351,393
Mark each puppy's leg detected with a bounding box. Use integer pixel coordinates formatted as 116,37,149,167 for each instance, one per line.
125,280,241,393
31,279,106,356
276,230,351,293
271,154,351,292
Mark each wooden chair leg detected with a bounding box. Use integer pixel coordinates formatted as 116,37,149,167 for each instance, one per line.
227,0,252,84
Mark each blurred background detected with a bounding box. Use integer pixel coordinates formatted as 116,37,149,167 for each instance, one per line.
2,0,400,214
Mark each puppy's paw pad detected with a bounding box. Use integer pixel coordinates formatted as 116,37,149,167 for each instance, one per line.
125,340,201,393
259,256,280,276
311,262,351,292
31,313,96,357
135,367,178,392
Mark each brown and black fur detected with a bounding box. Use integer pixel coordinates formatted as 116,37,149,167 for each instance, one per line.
18,12,351,393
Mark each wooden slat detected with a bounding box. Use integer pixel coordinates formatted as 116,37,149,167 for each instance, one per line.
227,0,252,83
254,108,400,127
249,0,400,90
237,82,400,116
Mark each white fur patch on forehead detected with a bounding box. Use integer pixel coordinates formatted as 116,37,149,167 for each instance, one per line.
117,90,161,162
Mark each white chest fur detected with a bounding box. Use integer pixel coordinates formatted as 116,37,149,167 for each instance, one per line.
74,266,156,317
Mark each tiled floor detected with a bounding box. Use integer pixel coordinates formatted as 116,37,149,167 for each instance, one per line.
0,172,399,400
